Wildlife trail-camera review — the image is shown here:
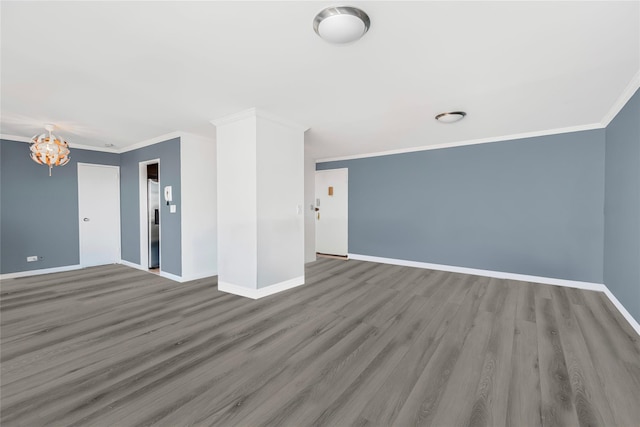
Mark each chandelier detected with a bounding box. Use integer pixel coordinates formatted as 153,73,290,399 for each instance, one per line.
30,124,71,176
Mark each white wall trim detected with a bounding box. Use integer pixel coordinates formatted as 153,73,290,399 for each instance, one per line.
118,131,182,153
0,134,119,153
2,131,215,155
601,286,640,336
121,260,206,284
348,254,606,291
119,259,147,271
68,142,119,153
117,268,184,283
219,275,305,299
210,108,256,127
179,272,217,282
316,122,604,163
600,70,640,127
160,271,184,283
211,107,309,132
0,264,82,280
256,110,310,133
1,134,37,143
349,253,640,335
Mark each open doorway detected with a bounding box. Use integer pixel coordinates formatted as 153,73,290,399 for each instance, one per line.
147,163,160,272
139,159,161,273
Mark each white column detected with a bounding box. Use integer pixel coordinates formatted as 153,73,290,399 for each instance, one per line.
212,108,308,298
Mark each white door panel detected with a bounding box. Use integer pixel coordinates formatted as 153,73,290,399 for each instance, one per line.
315,169,348,256
78,164,120,267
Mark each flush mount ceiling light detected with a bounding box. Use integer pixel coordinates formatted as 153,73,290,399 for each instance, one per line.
435,111,467,123
313,6,370,44
30,124,71,176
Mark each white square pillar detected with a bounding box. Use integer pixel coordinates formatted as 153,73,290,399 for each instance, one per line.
212,108,308,298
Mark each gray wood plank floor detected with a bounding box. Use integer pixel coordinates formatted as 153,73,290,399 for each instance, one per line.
1,258,639,426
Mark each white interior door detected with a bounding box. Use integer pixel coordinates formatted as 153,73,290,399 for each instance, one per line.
315,168,348,256
78,163,121,267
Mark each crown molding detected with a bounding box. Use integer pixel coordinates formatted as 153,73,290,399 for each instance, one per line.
211,108,309,132
210,108,257,127
316,122,604,163
1,134,119,153
118,131,183,153
68,143,119,153
0,134,32,143
256,109,310,133
178,131,216,145
1,131,214,154
600,70,640,127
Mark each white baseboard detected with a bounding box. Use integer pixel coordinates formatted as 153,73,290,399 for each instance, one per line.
219,275,305,299
119,260,190,283
159,271,184,283
119,260,147,271
348,253,640,336
179,271,218,282
120,260,204,283
601,287,640,336
0,264,82,280
348,254,605,291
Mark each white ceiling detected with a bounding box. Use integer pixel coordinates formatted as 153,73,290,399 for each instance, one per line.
1,1,638,160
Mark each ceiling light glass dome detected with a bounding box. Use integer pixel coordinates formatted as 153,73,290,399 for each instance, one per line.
313,6,370,44
435,111,467,123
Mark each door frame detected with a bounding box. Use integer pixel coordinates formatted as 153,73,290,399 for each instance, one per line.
77,163,121,268
139,159,161,270
315,168,349,256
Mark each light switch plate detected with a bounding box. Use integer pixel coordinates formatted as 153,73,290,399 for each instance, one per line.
170,205,177,213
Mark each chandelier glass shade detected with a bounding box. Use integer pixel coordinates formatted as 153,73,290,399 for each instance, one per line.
30,125,71,176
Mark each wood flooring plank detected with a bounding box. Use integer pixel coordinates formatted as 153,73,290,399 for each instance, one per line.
446,273,475,305
360,288,415,328
208,320,384,427
8,298,326,425
536,296,580,427
506,318,542,426
479,277,508,314
229,298,435,426
549,286,616,427
589,291,640,355
144,311,351,426
573,293,640,426
308,285,473,426
514,280,537,323
2,261,640,426
2,285,317,421
64,308,340,427
421,310,496,426
392,278,489,426
464,284,518,427
356,299,469,425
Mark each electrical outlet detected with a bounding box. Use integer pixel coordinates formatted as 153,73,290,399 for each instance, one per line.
27,256,38,262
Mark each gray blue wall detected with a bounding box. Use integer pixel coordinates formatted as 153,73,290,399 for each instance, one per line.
604,89,640,321
0,139,120,274
119,138,182,276
318,130,606,284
